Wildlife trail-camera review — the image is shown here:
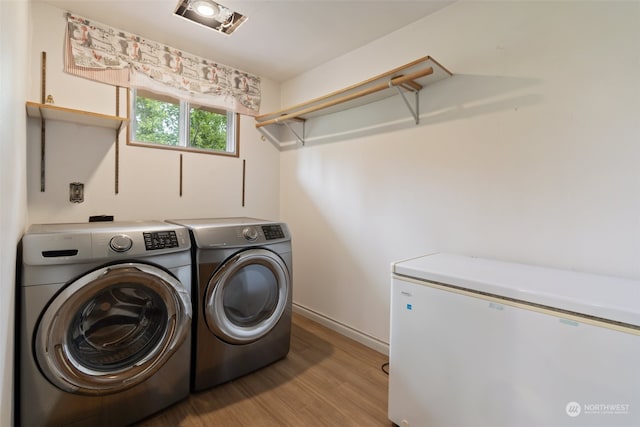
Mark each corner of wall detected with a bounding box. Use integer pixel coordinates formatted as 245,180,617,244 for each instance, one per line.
0,0,30,425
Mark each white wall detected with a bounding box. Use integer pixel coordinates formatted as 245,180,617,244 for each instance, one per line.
280,1,640,347
0,0,29,425
27,2,281,225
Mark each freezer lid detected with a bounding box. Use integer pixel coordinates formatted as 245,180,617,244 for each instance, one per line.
392,253,640,327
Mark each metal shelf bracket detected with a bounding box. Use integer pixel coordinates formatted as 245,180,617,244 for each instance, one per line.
394,84,420,125
283,120,306,146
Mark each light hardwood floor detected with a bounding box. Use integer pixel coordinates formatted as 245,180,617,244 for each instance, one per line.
136,312,391,426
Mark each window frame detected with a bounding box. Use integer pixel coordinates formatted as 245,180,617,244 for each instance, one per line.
127,88,240,158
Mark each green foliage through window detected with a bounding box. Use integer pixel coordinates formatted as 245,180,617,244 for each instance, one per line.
130,89,237,156
190,107,227,150
134,95,180,146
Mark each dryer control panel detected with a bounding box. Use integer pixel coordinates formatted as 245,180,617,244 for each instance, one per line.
186,221,290,248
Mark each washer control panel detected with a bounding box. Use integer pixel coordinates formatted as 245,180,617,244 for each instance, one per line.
262,225,285,240
22,222,191,265
143,230,180,250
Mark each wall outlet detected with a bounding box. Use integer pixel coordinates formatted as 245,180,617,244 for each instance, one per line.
70,182,84,203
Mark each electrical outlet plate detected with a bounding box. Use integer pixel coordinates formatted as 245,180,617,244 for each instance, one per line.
70,182,84,203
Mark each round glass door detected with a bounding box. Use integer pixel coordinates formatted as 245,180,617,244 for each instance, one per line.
205,248,290,344
35,263,191,395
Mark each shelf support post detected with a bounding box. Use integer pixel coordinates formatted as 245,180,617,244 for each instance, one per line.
40,117,46,192
115,86,120,194
40,51,47,192
394,85,420,125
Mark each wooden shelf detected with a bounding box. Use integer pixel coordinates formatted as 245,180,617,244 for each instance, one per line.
26,101,128,132
255,56,452,142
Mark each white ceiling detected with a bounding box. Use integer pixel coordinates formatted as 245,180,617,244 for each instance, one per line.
36,0,452,82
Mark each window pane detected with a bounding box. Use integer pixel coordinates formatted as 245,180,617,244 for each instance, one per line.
130,88,238,156
134,91,180,146
189,106,228,151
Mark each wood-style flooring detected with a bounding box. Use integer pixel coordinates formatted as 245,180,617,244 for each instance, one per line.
136,312,391,426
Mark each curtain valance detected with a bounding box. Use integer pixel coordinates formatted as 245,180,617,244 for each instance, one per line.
64,13,261,116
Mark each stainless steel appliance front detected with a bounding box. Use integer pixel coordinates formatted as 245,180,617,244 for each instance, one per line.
166,217,293,391
18,221,192,426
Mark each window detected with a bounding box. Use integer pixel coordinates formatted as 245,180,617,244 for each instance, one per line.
129,88,239,156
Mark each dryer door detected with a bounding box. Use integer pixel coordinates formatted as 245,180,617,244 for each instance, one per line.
35,262,191,395
205,248,290,344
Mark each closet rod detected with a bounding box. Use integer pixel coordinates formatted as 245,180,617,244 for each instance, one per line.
255,67,434,128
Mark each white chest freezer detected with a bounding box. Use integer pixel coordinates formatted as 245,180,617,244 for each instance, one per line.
389,253,640,427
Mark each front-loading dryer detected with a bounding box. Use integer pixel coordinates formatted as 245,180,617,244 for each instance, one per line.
166,217,292,392
18,221,192,426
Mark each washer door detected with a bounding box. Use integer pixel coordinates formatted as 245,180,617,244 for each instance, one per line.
35,262,191,395
205,248,290,344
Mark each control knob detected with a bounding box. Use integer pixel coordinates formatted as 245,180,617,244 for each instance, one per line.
242,227,258,241
109,234,133,252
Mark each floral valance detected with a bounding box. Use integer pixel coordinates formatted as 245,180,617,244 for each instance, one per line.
64,13,261,116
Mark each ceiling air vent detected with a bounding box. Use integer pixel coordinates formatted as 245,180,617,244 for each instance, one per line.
174,0,247,35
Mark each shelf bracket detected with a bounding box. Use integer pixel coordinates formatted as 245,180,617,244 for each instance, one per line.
282,120,306,146
393,84,420,125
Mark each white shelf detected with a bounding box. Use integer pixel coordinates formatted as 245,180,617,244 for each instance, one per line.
26,101,128,132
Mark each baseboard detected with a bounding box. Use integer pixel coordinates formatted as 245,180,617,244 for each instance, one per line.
293,302,390,356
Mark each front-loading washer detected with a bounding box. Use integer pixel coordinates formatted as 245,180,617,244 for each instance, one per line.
165,217,292,392
18,221,192,426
